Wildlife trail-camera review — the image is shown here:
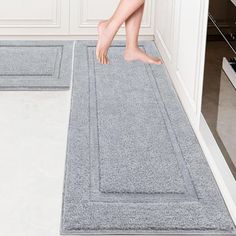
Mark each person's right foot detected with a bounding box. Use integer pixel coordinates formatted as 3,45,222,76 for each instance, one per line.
96,20,114,64
124,47,163,65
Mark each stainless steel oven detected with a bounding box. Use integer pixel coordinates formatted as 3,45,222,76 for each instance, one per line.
202,0,236,178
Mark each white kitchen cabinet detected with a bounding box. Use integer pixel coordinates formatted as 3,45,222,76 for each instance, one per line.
69,0,154,35
0,0,154,36
0,0,70,35
155,0,209,127
154,0,236,224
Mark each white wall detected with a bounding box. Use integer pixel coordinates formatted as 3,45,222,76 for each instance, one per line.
0,0,154,36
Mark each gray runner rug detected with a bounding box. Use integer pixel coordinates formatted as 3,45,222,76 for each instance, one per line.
0,41,74,90
61,41,235,235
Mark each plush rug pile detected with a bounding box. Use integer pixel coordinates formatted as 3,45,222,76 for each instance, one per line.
61,41,235,235
0,41,74,90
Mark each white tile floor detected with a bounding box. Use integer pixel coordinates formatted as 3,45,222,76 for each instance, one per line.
0,90,71,236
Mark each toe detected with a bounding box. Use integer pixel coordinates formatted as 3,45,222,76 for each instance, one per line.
104,56,108,64
98,51,103,64
152,57,163,65
103,56,106,64
101,55,106,64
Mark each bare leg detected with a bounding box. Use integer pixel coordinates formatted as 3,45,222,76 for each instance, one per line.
96,0,145,64
124,4,162,64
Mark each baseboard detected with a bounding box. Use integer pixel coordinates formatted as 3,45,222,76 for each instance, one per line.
0,35,154,41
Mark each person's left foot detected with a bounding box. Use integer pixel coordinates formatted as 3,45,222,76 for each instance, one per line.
124,47,163,65
96,20,114,64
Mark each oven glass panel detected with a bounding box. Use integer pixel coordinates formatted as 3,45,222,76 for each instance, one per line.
202,3,236,178
217,69,236,171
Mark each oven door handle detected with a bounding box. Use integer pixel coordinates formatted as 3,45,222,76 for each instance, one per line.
231,0,236,7
222,57,236,89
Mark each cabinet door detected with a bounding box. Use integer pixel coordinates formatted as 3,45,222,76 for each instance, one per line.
70,0,154,35
155,0,175,62
0,0,69,35
155,0,209,127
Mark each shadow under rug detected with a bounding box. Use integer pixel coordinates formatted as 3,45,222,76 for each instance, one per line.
61,41,235,235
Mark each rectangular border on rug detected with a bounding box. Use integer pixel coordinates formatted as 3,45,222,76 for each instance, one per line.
0,40,74,90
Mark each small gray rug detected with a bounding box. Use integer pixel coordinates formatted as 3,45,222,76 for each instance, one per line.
61,41,235,235
0,41,74,90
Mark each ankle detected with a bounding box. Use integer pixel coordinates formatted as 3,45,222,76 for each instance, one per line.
105,19,120,35
125,45,139,51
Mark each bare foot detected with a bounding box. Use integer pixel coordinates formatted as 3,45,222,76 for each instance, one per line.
96,20,114,64
124,47,163,65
